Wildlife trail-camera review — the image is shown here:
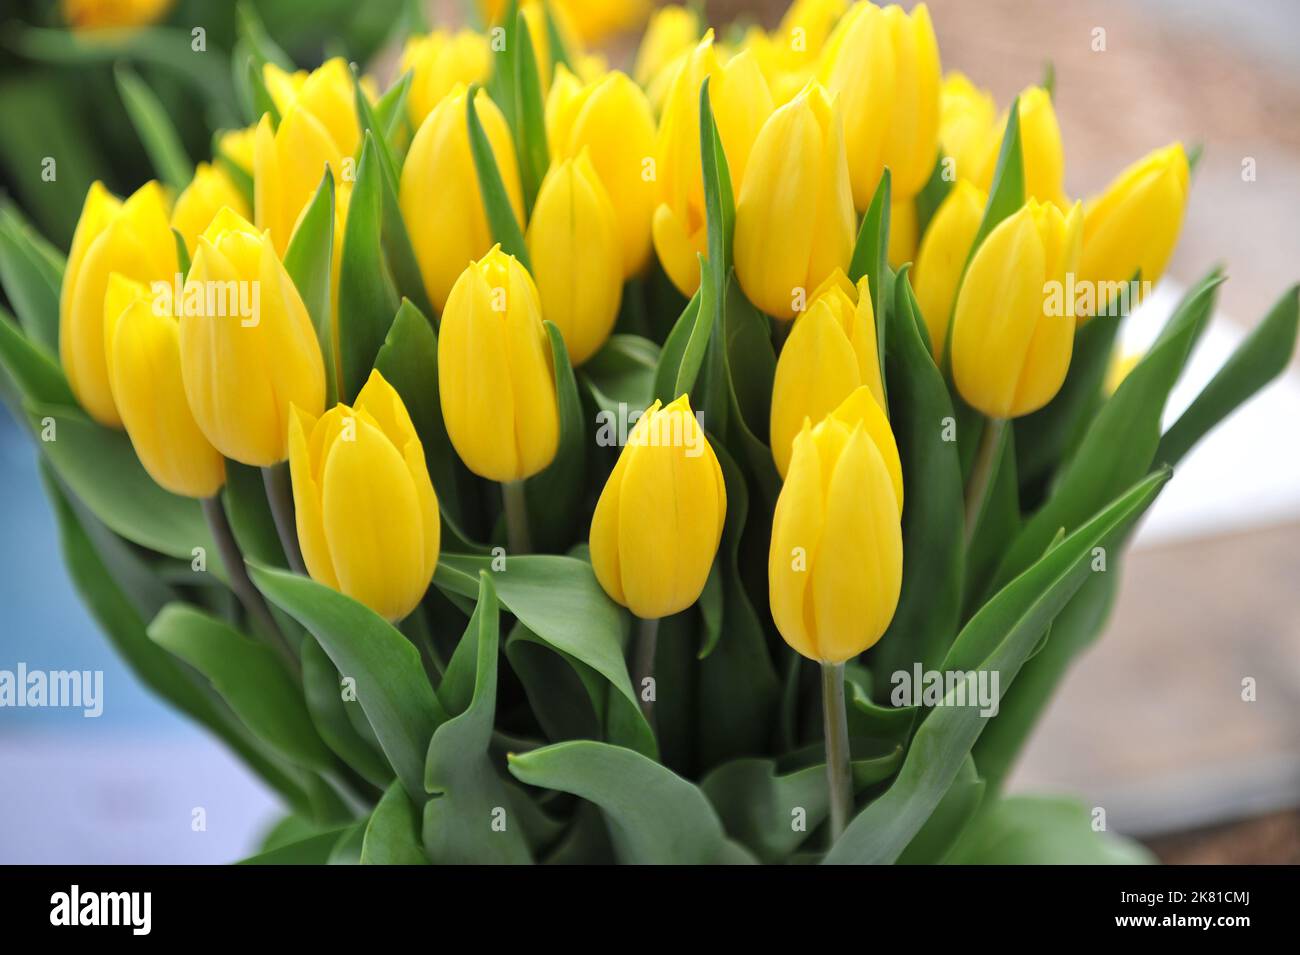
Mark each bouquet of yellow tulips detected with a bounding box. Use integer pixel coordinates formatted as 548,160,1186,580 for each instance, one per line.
1,0,1296,865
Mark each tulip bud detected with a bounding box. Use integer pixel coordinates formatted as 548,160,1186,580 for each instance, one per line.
438,246,559,481
653,34,774,297
1078,143,1190,312
288,370,440,622
589,395,726,619
179,207,326,466
743,0,849,106
263,58,361,159
400,85,525,314
253,105,347,257
526,152,622,365
217,125,256,176
399,30,491,127
769,269,886,477
913,179,986,358
62,0,172,30
938,70,997,186
769,415,902,663
820,2,940,208
547,68,658,277
61,181,177,427
733,83,855,320
1017,86,1067,208
103,274,225,498
951,198,1084,419
172,162,251,255
633,4,699,87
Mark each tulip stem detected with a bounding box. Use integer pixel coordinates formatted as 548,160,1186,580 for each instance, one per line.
501,480,532,553
963,417,1005,544
262,463,307,575
821,661,852,845
633,616,659,726
202,496,299,678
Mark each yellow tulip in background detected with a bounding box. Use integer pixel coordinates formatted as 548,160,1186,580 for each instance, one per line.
526,152,623,365
820,1,940,208
179,208,326,466
438,246,559,484
288,371,441,622
103,274,226,499
912,179,986,358
401,86,524,314
61,180,177,428
734,83,855,320
61,0,172,30
399,31,491,127
590,395,726,621
951,198,1084,420
769,269,884,477
632,4,699,89
653,33,773,297
171,162,251,255
744,0,849,105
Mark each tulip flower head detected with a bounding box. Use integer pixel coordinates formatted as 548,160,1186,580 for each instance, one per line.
172,162,252,255
590,395,727,620
62,0,172,30
633,4,700,88
61,180,177,427
288,370,441,622
399,30,492,127
950,198,1084,419
733,83,856,320
179,207,326,466
912,179,986,358
769,414,903,663
438,246,560,482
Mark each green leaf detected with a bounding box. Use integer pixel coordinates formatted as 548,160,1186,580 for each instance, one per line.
699,76,735,293
238,828,351,864
513,11,550,212
467,83,529,266
992,269,1223,589
524,322,587,552
848,167,891,375
0,309,74,406
895,755,985,863
372,70,414,151
283,169,338,404
114,64,193,192
722,271,776,441
967,98,1025,261
249,562,447,800
504,623,603,744
870,273,964,681
245,54,282,128
485,1,521,127
541,1,574,74
824,468,1169,864
0,204,63,352
435,554,656,758
653,289,700,402
947,795,1154,864
301,635,394,788
235,0,295,70
581,334,659,415
362,781,429,864
27,402,212,562
963,420,1021,616
674,255,717,399
148,603,333,772
1158,283,1300,467
508,741,754,864
424,572,533,863
914,152,953,238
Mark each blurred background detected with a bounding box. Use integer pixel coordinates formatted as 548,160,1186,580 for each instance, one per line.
1,0,1297,863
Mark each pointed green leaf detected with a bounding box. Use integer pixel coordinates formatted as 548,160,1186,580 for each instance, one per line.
362,781,429,864
114,64,193,191
466,82,529,266
284,169,338,403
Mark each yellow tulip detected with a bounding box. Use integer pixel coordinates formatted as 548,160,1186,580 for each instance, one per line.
60,181,177,427
171,162,251,255
61,0,172,30
733,83,855,320
253,107,345,258
633,4,699,88
653,33,774,298
102,274,225,498
263,58,361,159
484,0,648,46
769,270,887,477
1016,86,1067,208
820,2,940,208
438,246,559,482
217,126,256,176
939,71,997,188
743,0,848,105
769,415,902,663
589,395,726,619
547,67,658,278
912,179,986,358
287,370,440,622
1079,143,1190,313
951,198,1084,419
399,31,491,127
889,197,917,269
526,152,622,365
400,85,524,314
179,207,326,466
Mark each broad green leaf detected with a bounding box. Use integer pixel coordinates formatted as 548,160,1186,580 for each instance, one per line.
301,635,394,788
513,11,549,211
848,168,891,377
250,562,447,800
424,572,532,863
327,822,367,864
467,82,529,266
362,781,429,864
0,205,62,352
505,622,603,744
337,134,400,402
237,828,351,865
0,310,74,406
825,468,1168,864
148,603,333,773
524,322,587,552
947,795,1154,864
870,273,964,682
114,64,192,191
508,740,755,864
27,402,212,562
372,70,414,151
485,1,522,127
581,334,659,415
283,169,337,403
222,460,286,568
543,802,615,864
653,289,700,402
895,755,984,863
1158,283,1299,467
674,254,717,400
